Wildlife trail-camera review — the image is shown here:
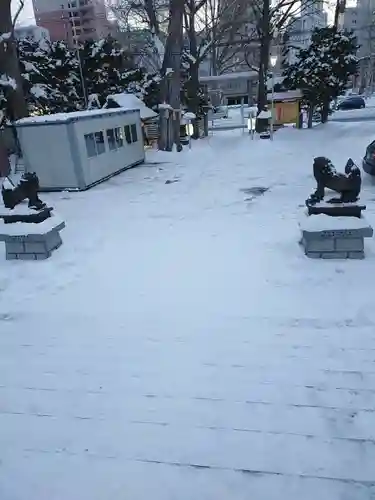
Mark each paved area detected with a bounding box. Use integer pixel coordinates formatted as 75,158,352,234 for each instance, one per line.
2,317,375,499
1,125,375,499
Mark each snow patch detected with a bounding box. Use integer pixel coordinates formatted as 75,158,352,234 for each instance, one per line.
300,214,372,232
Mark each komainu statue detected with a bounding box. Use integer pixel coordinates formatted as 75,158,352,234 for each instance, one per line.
2,172,47,211
306,156,361,205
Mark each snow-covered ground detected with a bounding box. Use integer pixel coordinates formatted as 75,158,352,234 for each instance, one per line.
2,122,375,499
332,106,375,121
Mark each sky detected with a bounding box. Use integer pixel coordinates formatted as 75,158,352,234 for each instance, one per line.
12,0,35,26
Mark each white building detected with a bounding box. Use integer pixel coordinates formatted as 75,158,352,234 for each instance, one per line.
14,24,51,44
284,3,328,65
344,0,375,90
342,6,359,32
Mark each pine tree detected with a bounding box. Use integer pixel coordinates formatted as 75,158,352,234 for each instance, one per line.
18,38,81,114
47,41,82,112
79,36,161,109
283,27,358,123
8,34,160,118
123,68,161,109
80,36,135,105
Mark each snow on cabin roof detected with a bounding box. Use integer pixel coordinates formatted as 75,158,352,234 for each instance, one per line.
105,93,158,120
199,71,258,82
15,107,140,126
267,90,302,102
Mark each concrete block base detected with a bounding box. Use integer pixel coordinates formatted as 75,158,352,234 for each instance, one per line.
0,216,65,261
299,214,373,260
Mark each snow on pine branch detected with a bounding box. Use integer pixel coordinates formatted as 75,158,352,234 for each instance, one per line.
0,32,11,45
151,29,165,68
30,84,48,99
0,74,17,90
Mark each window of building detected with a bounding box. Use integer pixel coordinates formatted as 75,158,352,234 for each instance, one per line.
95,131,105,154
124,125,132,144
106,127,124,150
130,124,138,142
84,131,105,157
68,1,77,7
106,129,117,151
84,133,96,157
115,127,124,147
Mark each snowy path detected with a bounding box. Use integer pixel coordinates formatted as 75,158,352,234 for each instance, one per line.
2,123,375,499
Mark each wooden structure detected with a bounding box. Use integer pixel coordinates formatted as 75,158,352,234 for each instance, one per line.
267,90,303,127
104,93,159,144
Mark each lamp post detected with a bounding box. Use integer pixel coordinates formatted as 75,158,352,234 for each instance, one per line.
270,55,278,141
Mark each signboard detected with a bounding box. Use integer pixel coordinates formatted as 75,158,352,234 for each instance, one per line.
320,230,355,239
274,101,299,125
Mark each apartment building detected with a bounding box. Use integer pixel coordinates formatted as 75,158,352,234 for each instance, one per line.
284,2,328,65
342,1,375,89
32,0,118,46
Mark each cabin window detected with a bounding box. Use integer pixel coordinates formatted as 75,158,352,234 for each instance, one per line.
124,125,132,144
131,124,138,142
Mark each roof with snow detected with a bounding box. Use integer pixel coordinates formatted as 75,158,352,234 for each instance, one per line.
15,108,140,126
104,93,158,120
267,90,302,102
199,71,258,82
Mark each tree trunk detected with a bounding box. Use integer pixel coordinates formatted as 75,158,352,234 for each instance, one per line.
321,101,330,123
158,0,183,152
0,138,11,177
187,8,201,139
256,0,271,132
0,0,28,122
189,63,201,139
308,104,313,128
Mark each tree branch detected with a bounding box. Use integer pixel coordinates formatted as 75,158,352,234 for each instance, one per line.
12,0,25,29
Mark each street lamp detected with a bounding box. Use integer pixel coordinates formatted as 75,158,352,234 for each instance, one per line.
270,55,278,141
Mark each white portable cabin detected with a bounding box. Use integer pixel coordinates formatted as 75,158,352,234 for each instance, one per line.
15,108,145,191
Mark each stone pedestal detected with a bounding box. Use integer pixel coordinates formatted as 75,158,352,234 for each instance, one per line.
0,205,53,224
299,214,373,259
306,202,366,218
0,215,65,260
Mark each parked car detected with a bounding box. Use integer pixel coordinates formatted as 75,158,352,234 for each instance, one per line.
337,96,365,110
362,139,375,175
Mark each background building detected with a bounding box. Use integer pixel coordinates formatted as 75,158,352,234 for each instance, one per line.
32,0,118,46
341,0,375,91
284,2,327,66
342,0,375,90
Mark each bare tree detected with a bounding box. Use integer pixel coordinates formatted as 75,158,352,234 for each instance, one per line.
249,0,326,122
0,0,28,121
0,0,28,175
109,0,184,151
196,0,256,75
107,0,167,68
159,0,184,151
